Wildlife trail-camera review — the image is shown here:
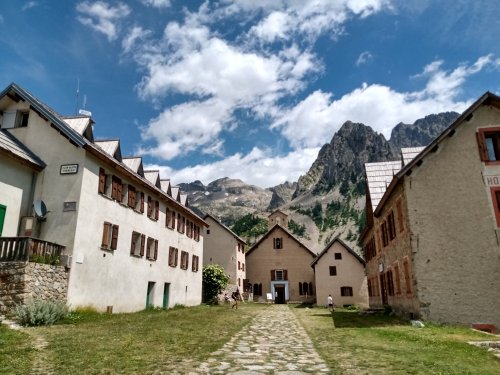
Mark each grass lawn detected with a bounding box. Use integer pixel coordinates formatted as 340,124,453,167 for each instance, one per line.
292,306,500,375
2,303,261,374
0,325,35,375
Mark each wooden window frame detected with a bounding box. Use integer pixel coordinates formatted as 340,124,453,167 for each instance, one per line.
98,168,107,194
180,251,189,270
101,222,119,250
387,211,396,241
146,237,158,261
490,187,500,227
273,237,283,249
168,246,178,267
130,231,145,257
111,176,123,201
396,198,404,233
340,286,353,297
329,266,337,276
127,185,136,208
477,127,500,164
192,255,199,272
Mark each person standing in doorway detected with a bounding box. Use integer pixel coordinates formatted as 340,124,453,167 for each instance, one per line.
328,294,334,312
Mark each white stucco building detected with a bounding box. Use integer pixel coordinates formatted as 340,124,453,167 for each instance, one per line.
0,83,206,313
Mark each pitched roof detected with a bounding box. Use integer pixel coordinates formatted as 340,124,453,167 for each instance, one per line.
122,157,144,176
171,186,180,201
180,193,188,206
160,179,171,195
374,91,500,217
0,129,45,170
0,83,85,147
364,161,401,211
401,147,425,166
311,236,365,268
94,139,122,161
203,214,247,244
144,170,161,188
246,224,316,257
268,209,288,217
63,116,93,136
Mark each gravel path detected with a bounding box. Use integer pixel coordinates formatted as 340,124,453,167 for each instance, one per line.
194,304,330,374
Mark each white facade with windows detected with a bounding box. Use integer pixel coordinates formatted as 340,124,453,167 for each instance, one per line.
0,83,206,313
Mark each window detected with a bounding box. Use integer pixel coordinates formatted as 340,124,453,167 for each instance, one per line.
177,214,185,233
186,220,193,238
387,211,396,241
194,225,200,241
368,279,373,297
15,111,29,127
396,199,404,233
477,128,500,162
192,255,199,272
302,282,309,295
138,192,144,213
127,185,136,208
386,270,394,296
180,251,189,270
101,222,119,250
394,263,401,295
238,278,241,287
241,263,245,271
271,269,287,281
111,176,123,201
490,187,500,227
334,252,342,260
146,237,158,261
130,231,145,257
329,266,337,276
364,236,376,262
340,286,353,297
381,222,388,247
98,168,107,194
403,259,412,295
238,261,241,270
273,237,283,249
147,197,159,220
207,229,210,235
168,246,178,267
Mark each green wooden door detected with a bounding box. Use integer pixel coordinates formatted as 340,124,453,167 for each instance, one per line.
163,283,170,309
146,282,155,308
0,205,6,237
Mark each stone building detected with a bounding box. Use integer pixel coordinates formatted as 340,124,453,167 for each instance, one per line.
311,237,368,308
0,83,206,313
203,214,246,290
361,92,500,331
245,210,316,304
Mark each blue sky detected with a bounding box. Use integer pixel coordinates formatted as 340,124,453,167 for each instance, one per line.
1,1,500,188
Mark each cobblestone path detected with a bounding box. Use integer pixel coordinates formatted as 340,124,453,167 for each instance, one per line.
195,304,330,374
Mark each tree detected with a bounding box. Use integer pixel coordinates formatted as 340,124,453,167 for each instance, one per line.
202,264,229,304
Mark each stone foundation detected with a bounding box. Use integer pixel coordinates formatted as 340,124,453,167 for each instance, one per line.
0,262,69,313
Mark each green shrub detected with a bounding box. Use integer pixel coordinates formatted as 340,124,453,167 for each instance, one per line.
14,300,69,326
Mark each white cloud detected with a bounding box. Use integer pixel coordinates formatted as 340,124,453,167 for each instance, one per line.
273,55,495,145
140,0,170,8
22,1,38,11
76,1,131,41
147,147,320,188
122,26,151,53
356,51,373,66
133,20,319,158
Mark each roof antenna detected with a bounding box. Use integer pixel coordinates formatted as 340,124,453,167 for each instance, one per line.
75,78,80,115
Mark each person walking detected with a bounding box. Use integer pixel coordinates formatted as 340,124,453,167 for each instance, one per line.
231,288,241,309
327,294,334,312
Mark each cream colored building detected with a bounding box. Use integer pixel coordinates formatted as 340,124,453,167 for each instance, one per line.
362,92,500,331
245,210,317,303
203,214,246,289
0,83,206,313
312,237,368,308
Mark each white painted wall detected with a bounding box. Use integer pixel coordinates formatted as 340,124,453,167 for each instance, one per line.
0,157,34,236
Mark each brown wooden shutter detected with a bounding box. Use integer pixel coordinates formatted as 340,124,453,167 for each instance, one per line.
140,192,144,213
477,132,488,161
155,201,159,220
140,234,145,257
98,168,106,194
147,196,152,217
270,270,275,281
128,186,135,208
101,222,110,248
154,240,158,260
165,208,170,227
130,232,137,255
175,248,178,266
283,270,288,280
111,225,119,250
117,180,123,201
111,177,117,199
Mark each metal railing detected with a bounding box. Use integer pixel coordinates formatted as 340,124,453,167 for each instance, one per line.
0,237,65,262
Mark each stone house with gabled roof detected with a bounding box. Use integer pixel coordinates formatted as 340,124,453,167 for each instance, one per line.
0,82,207,313
361,92,500,331
245,210,317,304
311,237,368,308
203,214,246,290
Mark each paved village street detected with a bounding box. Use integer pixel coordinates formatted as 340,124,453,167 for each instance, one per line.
192,304,330,374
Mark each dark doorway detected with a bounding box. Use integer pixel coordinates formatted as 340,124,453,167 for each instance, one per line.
380,274,388,305
274,285,286,304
